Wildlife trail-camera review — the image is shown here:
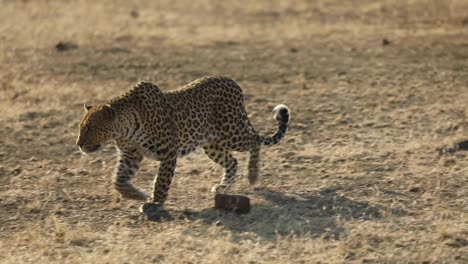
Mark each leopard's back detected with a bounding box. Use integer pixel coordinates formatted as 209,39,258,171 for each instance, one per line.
164,76,255,153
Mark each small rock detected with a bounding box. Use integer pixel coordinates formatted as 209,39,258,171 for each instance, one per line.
55,42,78,52
214,193,251,214
69,239,86,247
289,47,298,53
130,10,139,18
382,38,391,46
461,17,468,25
12,167,22,176
407,186,421,193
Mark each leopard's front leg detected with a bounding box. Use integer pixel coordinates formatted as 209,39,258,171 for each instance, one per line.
140,155,177,215
152,155,178,204
113,146,147,201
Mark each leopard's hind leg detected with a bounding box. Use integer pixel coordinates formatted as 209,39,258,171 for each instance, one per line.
203,143,238,193
247,144,260,185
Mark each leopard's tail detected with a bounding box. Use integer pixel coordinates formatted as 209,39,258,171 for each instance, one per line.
261,104,290,146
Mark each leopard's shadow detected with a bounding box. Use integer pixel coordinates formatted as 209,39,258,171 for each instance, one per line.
152,187,406,241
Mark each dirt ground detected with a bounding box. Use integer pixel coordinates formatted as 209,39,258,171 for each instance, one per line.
0,0,467,263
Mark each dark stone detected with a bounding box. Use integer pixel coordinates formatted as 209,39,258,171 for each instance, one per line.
214,193,251,214
55,42,78,52
382,38,391,46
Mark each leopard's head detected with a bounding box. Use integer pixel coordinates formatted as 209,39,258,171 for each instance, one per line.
76,104,118,154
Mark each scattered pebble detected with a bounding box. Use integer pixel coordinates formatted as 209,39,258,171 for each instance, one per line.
55,41,78,52
407,186,421,193
461,17,468,25
130,10,139,18
382,38,391,46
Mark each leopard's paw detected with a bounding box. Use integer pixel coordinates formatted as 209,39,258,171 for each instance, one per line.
115,184,148,201
139,203,172,221
210,183,229,194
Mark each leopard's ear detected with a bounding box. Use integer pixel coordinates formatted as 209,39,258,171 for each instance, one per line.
84,104,93,111
102,104,116,120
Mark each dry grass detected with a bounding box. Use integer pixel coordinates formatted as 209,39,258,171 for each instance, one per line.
1,0,467,263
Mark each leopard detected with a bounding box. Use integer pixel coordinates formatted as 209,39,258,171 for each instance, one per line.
76,76,290,213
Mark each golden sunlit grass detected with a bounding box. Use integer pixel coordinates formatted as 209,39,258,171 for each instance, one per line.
1,0,467,263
